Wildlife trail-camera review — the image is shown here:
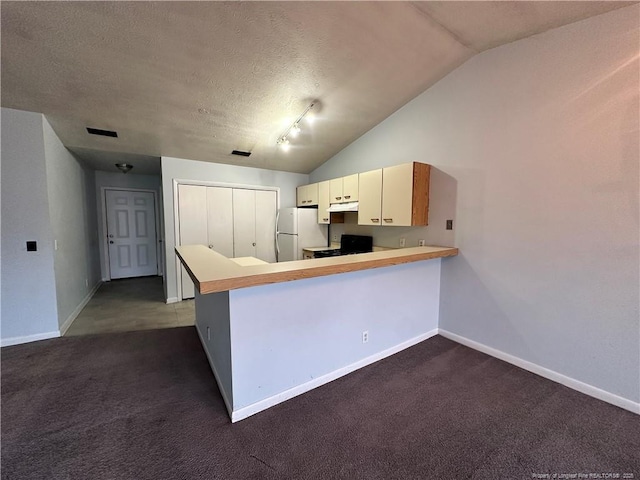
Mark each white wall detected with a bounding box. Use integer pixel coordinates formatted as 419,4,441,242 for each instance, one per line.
161,156,308,302
94,170,162,281
309,6,640,405
43,118,101,331
1,108,59,344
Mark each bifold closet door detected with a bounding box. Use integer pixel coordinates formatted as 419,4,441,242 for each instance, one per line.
255,190,277,263
232,189,257,258
206,187,234,258
177,184,207,299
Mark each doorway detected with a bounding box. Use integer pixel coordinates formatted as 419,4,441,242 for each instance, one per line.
104,189,160,279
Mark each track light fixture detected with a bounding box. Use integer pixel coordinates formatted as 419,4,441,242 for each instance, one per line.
277,102,315,150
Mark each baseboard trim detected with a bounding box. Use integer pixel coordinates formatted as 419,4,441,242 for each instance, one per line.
231,328,440,423
166,297,179,304
195,324,234,418
59,281,102,336
1,330,60,347
438,329,640,415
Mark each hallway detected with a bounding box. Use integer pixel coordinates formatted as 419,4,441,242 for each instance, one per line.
65,276,194,336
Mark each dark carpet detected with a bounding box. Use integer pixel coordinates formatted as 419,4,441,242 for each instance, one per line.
1,328,638,480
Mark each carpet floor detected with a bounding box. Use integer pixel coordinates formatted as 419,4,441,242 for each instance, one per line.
1,328,638,480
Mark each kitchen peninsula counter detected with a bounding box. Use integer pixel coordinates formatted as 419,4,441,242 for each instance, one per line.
176,244,458,295
175,243,458,423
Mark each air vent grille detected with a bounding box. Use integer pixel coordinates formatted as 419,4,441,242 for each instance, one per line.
231,150,251,157
86,127,118,137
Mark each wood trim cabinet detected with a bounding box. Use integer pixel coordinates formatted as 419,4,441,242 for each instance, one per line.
359,162,430,227
296,183,319,206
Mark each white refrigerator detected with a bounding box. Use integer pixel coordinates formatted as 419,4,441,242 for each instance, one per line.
276,208,328,262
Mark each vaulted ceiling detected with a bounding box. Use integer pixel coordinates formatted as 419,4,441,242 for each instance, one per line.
1,1,633,174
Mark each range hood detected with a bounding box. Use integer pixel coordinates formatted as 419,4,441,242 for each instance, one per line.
327,201,359,213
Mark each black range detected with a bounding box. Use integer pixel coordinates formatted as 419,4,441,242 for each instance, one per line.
313,234,373,258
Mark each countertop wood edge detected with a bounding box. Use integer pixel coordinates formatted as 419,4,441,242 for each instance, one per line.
176,245,458,294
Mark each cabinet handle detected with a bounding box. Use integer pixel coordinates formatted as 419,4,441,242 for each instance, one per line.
307,199,312,202
383,218,393,223
301,200,307,204
335,196,342,200
209,245,213,249
323,218,329,221
252,242,256,246
344,195,350,199
371,218,379,223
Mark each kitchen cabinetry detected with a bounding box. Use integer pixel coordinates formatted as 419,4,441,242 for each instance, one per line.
317,180,330,224
296,183,318,206
329,174,358,204
358,169,383,226
358,162,430,227
178,184,277,299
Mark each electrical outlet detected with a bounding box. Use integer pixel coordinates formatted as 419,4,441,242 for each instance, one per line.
446,220,453,230
418,239,426,246
332,234,338,242
362,331,369,343
207,326,211,341
399,238,406,248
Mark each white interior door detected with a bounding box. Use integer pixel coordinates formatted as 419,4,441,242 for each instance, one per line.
233,189,257,258
178,184,207,299
106,190,158,279
206,187,234,258
254,190,277,263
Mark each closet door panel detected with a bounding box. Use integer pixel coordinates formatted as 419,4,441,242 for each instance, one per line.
255,190,277,263
233,189,257,258
206,187,234,258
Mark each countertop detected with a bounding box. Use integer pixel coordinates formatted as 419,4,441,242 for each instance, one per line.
176,244,458,295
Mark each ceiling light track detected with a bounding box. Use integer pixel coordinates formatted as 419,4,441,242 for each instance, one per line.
277,102,315,151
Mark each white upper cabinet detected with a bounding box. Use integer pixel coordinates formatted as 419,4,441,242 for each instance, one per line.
296,183,318,206
329,178,343,204
329,174,359,204
342,174,359,202
357,169,383,226
358,163,431,227
317,180,331,224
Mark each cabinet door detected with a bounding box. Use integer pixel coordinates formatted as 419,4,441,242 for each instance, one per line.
255,190,277,263
297,185,307,207
317,180,330,224
178,184,208,299
382,163,414,226
329,178,343,203
233,189,257,257
297,184,318,206
306,183,319,206
342,174,359,202
358,169,382,226
206,187,234,258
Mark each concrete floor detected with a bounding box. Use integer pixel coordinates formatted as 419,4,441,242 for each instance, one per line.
65,276,195,336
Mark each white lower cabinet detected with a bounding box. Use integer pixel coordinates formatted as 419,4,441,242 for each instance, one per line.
178,184,277,299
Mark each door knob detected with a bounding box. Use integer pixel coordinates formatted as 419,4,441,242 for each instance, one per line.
109,241,114,244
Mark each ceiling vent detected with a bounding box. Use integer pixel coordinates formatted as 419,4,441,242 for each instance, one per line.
86,127,118,138
231,150,251,157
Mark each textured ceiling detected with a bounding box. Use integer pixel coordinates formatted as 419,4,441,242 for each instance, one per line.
1,1,634,174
